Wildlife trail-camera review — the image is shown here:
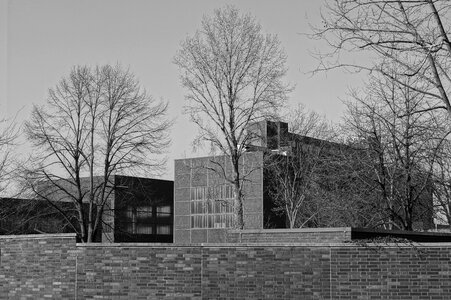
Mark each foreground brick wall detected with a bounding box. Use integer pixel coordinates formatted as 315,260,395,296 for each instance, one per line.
0,234,77,299
1,234,451,299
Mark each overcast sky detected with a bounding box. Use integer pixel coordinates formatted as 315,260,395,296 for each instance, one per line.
0,0,364,180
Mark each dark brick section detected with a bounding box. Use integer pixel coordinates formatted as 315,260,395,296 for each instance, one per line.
3,234,451,299
352,227,451,242
227,227,352,243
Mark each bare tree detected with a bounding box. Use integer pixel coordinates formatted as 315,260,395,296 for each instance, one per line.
313,0,451,116
0,113,18,196
174,6,291,229
431,138,451,226
24,64,171,242
266,105,377,229
265,105,336,228
0,112,21,230
343,73,450,230
266,141,326,229
283,103,335,140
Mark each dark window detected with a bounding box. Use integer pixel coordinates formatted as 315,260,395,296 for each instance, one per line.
121,206,153,235
157,205,171,217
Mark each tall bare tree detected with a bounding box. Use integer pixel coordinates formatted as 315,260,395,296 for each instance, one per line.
266,104,378,229
265,105,336,228
24,64,171,242
0,113,18,196
174,6,291,229
313,0,451,116
266,140,327,229
431,138,451,226
343,73,450,230
284,103,335,140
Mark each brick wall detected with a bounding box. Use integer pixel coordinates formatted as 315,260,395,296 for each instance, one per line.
2,234,451,299
0,234,77,299
227,227,352,243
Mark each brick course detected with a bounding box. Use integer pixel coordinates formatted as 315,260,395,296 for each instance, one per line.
1,234,451,299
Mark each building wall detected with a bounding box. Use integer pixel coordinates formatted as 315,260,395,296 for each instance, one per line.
174,152,264,243
0,198,79,235
113,175,174,243
2,234,451,299
226,227,352,243
2,175,174,243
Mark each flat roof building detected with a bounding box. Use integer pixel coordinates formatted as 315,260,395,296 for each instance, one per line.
174,120,434,243
1,175,174,243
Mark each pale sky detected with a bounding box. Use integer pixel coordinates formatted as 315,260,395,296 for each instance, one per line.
0,0,364,180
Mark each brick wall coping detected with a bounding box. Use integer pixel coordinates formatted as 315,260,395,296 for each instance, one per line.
0,233,76,240
3,232,451,248
75,241,451,248
353,227,451,237
228,227,351,234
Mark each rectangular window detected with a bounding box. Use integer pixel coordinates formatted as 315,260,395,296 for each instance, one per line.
157,225,171,235
120,206,154,235
190,185,234,229
136,223,153,234
157,205,171,217
136,206,152,219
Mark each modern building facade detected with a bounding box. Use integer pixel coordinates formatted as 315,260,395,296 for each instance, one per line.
0,175,174,243
174,152,264,243
174,120,303,243
174,120,435,243
111,176,173,243
0,197,76,235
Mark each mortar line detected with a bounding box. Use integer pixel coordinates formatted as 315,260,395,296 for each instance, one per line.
75,254,78,300
329,247,332,300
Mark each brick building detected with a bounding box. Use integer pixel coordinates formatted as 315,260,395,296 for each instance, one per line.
174,120,434,243
174,121,315,243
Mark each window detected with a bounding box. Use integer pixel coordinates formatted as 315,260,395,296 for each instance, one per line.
136,206,152,218
157,205,171,217
190,185,234,229
136,223,153,234
157,225,171,235
121,206,153,234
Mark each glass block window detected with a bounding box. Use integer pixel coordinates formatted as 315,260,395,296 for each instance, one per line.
190,185,234,229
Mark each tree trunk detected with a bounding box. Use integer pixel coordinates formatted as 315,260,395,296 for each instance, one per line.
87,224,93,243
233,180,244,230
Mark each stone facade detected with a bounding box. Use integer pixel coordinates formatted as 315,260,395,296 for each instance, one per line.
174,152,264,243
2,233,451,299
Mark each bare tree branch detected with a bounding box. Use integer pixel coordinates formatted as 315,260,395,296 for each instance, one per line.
342,72,449,230
311,0,451,117
174,6,291,229
23,64,172,242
